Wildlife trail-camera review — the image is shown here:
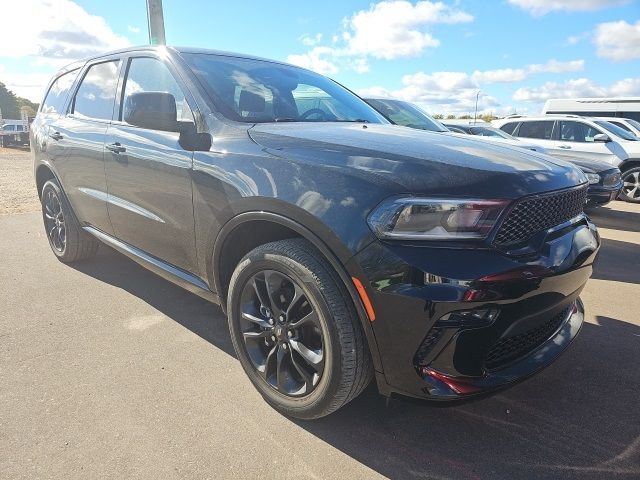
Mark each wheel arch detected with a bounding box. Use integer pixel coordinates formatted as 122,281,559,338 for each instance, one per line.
35,162,58,199
619,158,640,173
211,210,383,373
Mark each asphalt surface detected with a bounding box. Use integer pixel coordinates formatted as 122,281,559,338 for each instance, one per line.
1,202,639,479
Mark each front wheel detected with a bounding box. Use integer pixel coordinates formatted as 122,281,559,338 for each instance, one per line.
227,238,373,419
619,167,640,203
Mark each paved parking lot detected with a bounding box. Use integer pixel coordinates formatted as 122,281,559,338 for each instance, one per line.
1,148,639,479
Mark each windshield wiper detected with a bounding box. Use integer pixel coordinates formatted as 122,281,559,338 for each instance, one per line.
274,118,299,122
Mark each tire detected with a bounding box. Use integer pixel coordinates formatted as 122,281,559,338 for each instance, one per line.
619,167,640,203
227,238,373,419
41,179,99,262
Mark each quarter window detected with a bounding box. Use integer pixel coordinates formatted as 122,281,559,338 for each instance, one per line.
121,57,193,124
517,121,554,140
41,69,79,114
500,122,519,135
559,121,600,143
72,61,120,121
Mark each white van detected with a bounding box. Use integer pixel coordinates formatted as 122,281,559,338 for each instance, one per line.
542,97,640,122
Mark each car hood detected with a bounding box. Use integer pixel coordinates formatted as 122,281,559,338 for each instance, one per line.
560,156,619,174
464,135,545,152
248,123,586,199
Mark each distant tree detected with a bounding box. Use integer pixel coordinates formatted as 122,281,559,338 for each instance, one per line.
433,113,444,119
459,114,472,119
446,114,456,119
0,82,19,119
479,113,497,123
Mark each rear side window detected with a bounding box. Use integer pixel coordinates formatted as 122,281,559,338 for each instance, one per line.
72,61,120,121
517,121,554,140
500,122,519,135
121,57,193,123
41,69,79,114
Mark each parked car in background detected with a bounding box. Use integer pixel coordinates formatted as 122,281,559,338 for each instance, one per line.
493,115,640,203
0,120,29,147
562,158,622,208
592,117,640,137
363,98,449,132
442,122,548,153
32,46,599,419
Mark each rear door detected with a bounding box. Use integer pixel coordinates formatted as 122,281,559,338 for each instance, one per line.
47,59,121,233
104,54,198,273
513,120,556,152
554,120,619,163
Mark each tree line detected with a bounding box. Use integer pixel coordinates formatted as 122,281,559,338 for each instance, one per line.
433,113,498,122
0,82,39,120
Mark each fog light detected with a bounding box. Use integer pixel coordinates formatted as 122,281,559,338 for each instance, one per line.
437,307,499,327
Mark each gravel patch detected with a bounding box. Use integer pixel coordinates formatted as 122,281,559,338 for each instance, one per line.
0,148,40,216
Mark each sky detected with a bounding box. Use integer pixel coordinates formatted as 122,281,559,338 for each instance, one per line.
0,0,639,116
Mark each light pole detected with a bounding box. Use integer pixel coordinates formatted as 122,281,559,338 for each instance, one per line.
146,0,166,45
474,90,481,124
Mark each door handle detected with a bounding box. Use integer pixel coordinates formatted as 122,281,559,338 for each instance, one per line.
106,142,126,154
558,145,572,149
49,131,63,141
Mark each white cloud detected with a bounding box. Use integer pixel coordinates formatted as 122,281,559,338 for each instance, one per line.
513,77,640,102
594,20,640,61
0,0,130,64
287,47,339,75
128,25,141,34
344,0,472,59
508,0,630,16
0,69,55,102
356,58,584,115
287,1,473,74
358,71,499,115
471,59,583,84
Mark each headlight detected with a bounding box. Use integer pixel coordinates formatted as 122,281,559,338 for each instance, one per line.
585,173,601,185
367,197,509,240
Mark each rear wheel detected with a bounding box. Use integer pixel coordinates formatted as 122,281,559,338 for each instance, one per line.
41,179,99,262
619,167,640,203
227,238,372,419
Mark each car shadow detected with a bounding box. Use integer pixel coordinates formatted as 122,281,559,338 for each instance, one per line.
588,203,640,233
69,246,236,358
70,243,640,479
592,238,640,284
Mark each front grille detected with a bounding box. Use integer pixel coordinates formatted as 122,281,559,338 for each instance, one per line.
494,186,588,247
484,305,572,370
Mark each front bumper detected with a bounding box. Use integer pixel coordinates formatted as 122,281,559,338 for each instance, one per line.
586,183,622,207
347,214,599,400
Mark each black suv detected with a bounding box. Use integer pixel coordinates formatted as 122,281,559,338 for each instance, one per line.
31,46,600,419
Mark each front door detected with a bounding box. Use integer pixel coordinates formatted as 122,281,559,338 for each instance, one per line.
554,120,620,164
104,55,198,273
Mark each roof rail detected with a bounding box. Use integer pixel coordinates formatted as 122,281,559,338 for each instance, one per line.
504,114,523,118
543,113,583,118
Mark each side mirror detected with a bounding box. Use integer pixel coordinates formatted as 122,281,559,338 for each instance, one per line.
593,133,610,143
124,92,182,132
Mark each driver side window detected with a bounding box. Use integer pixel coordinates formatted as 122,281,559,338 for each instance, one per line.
559,121,600,143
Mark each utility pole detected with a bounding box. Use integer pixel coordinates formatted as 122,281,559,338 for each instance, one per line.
474,90,481,124
146,0,166,45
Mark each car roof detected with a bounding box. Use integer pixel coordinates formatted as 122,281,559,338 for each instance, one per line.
54,45,306,76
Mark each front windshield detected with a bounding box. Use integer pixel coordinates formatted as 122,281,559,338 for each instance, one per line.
595,120,638,141
625,118,640,131
366,99,448,132
183,53,385,124
469,126,513,139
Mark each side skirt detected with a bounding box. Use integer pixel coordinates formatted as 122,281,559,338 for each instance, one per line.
83,226,219,304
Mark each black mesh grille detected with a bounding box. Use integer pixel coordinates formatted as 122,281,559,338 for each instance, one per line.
414,327,445,367
484,305,572,370
494,186,588,247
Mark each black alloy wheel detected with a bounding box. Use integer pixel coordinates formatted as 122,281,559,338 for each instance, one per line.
227,239,373,419
240,269,324,396
43,187,66,253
